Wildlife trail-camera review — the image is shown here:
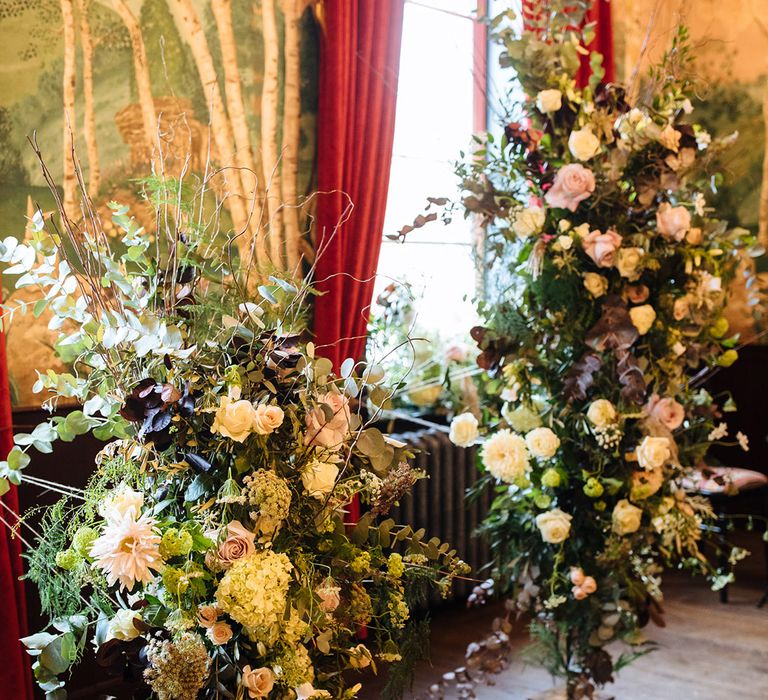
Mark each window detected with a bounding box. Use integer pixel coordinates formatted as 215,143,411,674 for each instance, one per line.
373,0,486,342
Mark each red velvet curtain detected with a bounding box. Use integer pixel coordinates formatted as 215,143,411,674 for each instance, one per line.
312,0,406,371
0,290,32,698
577,0,614,86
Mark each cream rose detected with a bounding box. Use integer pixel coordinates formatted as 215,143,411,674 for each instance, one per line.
302,460,340,499
449,412,479,447
536,88,562,113
217,520,256,567
253,404,284,435
656,202,691,242
636,436,671,470
305,392,350,449
242,666,275,699
612,499,643,535
629,304,656,335
535,508,573,543
582,229,622,268
586,399,617,428
647,395,685,430
197,604,219,629
545,163,596,212
583,272,608,298
525,427,560,459
568,127,601,161
316,582,341,613
513,206,546,238
482,429,530,483
212,396,258,442
616,247,644,281
106,609,142,641
207,620,233,645
630,468,664,501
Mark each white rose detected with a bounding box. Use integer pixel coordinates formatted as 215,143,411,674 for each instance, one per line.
636,436,671,470
525,427,560,459
302,460,340,499
99,487,144,523
253,404,284,435
449,412,479,447
583,272,608,298
212,396,258,442
536,89,562,113
106,609,142,641
572,222,590,239
207,620,233,645
557,234,573,250
629,304,656,335
482,429,529,483
535,508,573,543
612,499,643,535
586,399,617,428
513,206,546,238
616,247,644,281
568,127,601,161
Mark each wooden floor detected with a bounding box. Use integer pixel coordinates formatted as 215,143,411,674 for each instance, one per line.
361,536,768,699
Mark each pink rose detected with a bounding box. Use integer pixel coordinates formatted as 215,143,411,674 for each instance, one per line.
656,202,691,242
216,520,256,568
316,582,341,613
545,163,596,212
647,394,685,430
626,284,649,304
444,344,468,363
582,229,622,268
305,392,351,450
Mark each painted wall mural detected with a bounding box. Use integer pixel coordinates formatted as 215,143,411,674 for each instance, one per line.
0,0,319,407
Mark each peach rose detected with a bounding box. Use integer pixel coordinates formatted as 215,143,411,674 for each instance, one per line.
656,202,691,242
305,392,351,449
253,404,284,435
580,576,597,595
207,620,233,645
316,582,341,613
647,394,685,430
673,296,690,321
582,229,622,268
197,604,219,629
545,163,596,212
569,567,586,586
217,520,256,567
242,666,275,699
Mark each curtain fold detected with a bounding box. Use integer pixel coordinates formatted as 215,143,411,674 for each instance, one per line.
312,0,406,371
577,0,615,86
0,288,32,698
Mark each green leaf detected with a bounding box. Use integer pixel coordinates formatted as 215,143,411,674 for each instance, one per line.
7,447,30,471
0,477,9,496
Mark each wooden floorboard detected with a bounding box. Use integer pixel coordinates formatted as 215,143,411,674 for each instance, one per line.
360,535,768,699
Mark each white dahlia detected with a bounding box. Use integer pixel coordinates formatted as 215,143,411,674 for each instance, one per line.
482,429,529,483
90,510,163,591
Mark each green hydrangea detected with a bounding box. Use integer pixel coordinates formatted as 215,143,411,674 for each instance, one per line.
541,468,561,488
162,567,190,597
71,526,98,558
160,528,194,559
55,549,81,571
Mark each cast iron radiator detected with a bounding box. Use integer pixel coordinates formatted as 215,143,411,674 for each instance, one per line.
386,428,492,604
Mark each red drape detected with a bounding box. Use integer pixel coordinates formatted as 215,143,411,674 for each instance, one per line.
0,289,32,698
312,1,406,523
312,0,406,371
576,0,614,87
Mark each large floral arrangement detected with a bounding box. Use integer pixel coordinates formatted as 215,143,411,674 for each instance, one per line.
445,4,755,698
1,159,466,699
